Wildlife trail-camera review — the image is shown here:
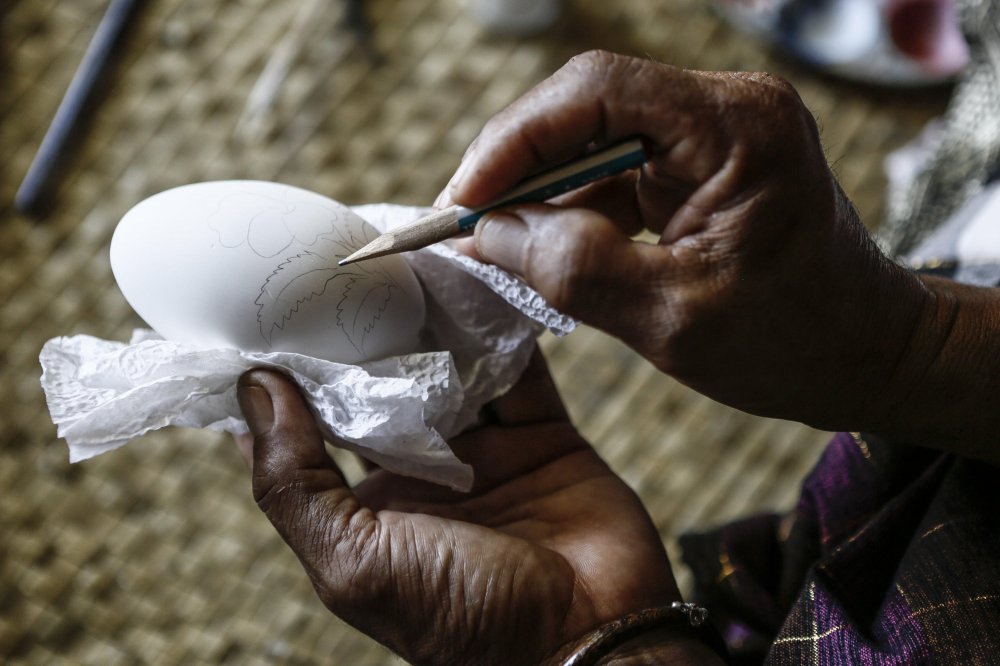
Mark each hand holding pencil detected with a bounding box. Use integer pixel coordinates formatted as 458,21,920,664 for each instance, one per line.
339,138,647,265
434,51,928,442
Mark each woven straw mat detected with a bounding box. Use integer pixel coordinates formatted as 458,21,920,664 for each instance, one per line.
1,0,946,664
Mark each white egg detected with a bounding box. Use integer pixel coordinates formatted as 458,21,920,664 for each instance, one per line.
110,181,426,364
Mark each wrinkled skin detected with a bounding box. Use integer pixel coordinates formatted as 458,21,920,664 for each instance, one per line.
442,51,932,436
445,52,1000,457
236,353,721,665
234,50,1000,665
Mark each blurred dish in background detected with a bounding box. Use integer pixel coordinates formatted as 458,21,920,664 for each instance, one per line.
713,0,969,86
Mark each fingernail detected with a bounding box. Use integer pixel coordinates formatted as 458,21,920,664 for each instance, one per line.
477,212,528,273
450,236,480,259
237,375,274,438
433,189,454,209
447,156,475,195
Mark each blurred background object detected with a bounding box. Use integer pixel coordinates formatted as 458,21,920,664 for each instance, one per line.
713,0,968,85
236,0,383,142
14,0,142,216
1,0,947,663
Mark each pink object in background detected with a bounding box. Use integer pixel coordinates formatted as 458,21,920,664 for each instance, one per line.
712,0,971,85
886,0,969,74
886,0,969,75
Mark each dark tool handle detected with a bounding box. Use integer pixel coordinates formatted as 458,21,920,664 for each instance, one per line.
15,0,142,216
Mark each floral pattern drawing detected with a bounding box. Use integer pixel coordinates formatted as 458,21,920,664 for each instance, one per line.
208,188,406,356
208,189,340,258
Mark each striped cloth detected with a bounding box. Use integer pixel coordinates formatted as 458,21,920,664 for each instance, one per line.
681,432,1000,664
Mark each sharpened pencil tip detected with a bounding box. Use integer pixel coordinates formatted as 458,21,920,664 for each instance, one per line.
338,250,364,266
338,233,397,266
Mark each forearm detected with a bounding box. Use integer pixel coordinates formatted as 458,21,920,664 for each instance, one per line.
862,273,1000,462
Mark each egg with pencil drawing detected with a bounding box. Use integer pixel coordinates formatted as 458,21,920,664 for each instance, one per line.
110,181,426,364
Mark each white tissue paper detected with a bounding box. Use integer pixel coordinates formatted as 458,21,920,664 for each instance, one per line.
40,204,576,491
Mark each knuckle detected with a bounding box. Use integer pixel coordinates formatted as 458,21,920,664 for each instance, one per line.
753,73,810,124
530,221,605,313
534,241,587,313
562,49,636,90
720,71,820,164
567,48,616,71
248,429,297,508
745,70,795,94
257,489,383,614
727,70,804,118
251,466,302,520
250,434,349,525
312,515,385,610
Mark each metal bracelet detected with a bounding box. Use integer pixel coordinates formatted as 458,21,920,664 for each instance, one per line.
543,602,719,666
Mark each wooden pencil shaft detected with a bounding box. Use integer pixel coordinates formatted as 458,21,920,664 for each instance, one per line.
388,208,464,247
456,137,646,231
15,0,141,216
340,137,646,265
339,208,463,264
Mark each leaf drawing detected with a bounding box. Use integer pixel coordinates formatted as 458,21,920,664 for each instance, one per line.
316,223,385,277
336,276,396,354
252,206,414,355
255,251,358,345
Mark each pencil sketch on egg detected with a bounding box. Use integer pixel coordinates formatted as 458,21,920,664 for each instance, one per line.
208,187,343,258
206,186,407,356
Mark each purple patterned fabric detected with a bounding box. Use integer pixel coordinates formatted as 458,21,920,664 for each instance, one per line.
680,432,1000,664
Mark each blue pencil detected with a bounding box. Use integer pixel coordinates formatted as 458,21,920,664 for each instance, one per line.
339,137,647,265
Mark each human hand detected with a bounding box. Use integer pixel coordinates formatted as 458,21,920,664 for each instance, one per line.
235,352,720,664
439,51,931,434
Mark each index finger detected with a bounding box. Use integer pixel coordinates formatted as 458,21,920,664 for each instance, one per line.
446,51,726,209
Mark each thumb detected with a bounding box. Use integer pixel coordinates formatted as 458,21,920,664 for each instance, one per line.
237,369,348,502
474,204,667,336
236,370,376,608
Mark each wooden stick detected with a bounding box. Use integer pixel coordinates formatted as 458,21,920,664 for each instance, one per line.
15,0,142,216
236,0,329,140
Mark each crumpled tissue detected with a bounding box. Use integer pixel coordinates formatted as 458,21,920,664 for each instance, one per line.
39,204,576,491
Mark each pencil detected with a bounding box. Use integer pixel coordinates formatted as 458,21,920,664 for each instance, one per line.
338,137,647,266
